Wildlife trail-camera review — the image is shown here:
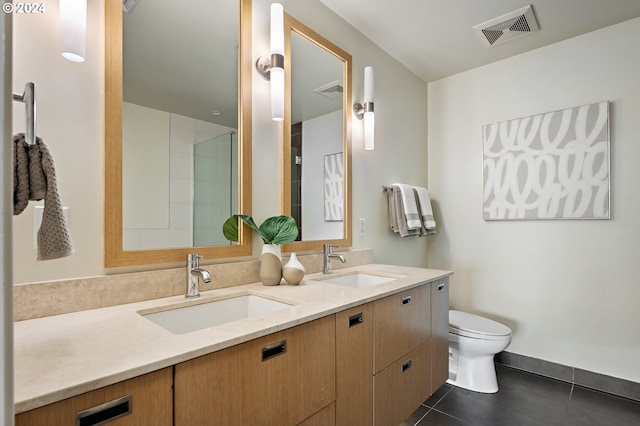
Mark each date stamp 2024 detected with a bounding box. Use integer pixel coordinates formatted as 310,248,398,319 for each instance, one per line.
3,3,46,14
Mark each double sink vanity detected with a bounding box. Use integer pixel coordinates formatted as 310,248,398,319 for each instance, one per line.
12,3,451,424
14,263,451,425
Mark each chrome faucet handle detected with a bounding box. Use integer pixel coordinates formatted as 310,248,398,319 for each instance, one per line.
188,253,203,268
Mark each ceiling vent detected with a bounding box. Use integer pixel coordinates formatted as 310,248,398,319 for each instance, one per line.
313,80,343,100
473,5,539,48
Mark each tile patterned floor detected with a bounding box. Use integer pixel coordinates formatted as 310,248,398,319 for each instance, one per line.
403,365,640,426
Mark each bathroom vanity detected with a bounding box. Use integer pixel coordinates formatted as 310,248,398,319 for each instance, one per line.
14,264,450,425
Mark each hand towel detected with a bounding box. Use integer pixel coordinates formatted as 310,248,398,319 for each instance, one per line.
13,134,74,260
412,186,436,235
388,184,422,237
393,183,422,231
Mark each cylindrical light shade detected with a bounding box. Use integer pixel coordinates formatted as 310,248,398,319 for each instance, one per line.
364,111,375,150
270,3,284,121
60,0,87,62
364,66,375,150
270,3,284,55
364,66,374,104
271,67,284,121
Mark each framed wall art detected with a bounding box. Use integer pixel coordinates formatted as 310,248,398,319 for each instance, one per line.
324,152,344,221
482,101,610,220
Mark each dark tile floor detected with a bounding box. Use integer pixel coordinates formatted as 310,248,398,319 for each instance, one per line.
403,365,640,426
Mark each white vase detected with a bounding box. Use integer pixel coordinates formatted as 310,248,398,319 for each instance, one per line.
283,252,305,285
260,244,282,286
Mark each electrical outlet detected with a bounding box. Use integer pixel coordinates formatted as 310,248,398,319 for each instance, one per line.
359,218,366,236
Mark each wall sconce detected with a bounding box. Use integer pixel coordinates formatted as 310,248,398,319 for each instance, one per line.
354,66,374,150
256,3,285,121
60,0,87,62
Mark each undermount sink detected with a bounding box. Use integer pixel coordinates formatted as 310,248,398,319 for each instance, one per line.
140,294,293,334
317,272,402,289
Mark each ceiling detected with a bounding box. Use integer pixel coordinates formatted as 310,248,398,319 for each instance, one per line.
319,0,640,82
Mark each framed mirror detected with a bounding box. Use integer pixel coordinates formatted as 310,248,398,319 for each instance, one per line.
281,14,352,252
104,0,252,267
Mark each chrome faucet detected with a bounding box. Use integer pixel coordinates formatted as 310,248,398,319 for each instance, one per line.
186,253,212,299
323,244,347,274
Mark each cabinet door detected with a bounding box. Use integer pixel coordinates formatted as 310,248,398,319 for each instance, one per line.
15,368,173,426
431,277,450,393
335,303,373,426
373,285,431,373
175,316,336,426
373,341,431,426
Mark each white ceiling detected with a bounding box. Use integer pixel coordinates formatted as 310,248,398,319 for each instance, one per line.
319,0,640,82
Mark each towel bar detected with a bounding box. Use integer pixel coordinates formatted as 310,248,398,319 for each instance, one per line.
13,82,37,146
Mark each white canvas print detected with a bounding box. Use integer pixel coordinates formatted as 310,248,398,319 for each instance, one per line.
483,101,610,220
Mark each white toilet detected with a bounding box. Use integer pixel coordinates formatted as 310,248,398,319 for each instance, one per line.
447,310,512,393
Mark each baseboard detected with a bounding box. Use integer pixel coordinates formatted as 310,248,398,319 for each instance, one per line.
495,351,640,402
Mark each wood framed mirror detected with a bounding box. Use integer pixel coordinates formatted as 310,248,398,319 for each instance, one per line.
104,0,252,267
281,14,352,253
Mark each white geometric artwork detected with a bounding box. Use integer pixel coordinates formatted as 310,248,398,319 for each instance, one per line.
324,152,344,221
483,101,610,220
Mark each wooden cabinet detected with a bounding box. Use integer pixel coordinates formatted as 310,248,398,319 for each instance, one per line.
335,303,373,426
373,284,432,425
374,342,432,426
15,368,173,426
373,285,431,374
334,281,448,426
431,277,450,393
174,316,336,426
16,276,449,426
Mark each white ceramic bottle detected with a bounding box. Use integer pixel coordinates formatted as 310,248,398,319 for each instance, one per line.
283,252,305,285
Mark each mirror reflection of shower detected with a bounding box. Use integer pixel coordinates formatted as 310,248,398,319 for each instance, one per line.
193,131,238,246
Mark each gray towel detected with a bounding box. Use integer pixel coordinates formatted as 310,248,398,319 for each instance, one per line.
13,134,74,260
388,186,424,237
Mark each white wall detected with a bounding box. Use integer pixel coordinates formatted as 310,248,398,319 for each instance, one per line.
12,1,104,283
428,17,640,382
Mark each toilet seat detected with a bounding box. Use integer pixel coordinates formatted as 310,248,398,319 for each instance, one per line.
449,310,511,341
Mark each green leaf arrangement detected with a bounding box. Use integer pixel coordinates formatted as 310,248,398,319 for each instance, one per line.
223,214,298,245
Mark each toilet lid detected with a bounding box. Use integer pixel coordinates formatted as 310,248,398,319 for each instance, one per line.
449,310,512,337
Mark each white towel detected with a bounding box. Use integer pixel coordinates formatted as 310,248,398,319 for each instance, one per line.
412,186,436,235
393,183,422,231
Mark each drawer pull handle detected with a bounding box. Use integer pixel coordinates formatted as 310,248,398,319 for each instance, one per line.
402,359,412,373
401,296,412,306
76,394,131,426
262,340,287,362
437,283,446,292
348,313,364,327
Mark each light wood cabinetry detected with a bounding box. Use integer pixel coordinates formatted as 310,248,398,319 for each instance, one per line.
374,341,432,426
16,276,450,426
373,284,432,425
15,368,172,426
335,279,449,426
373,285,431,374
431,278,450,393
335,303,373,426
174,316,336,426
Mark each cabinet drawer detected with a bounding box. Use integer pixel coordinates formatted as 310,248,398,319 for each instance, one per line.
175,316,336,426
15,368,173,426
373,341,431,426
335,303,373,426
373,285,431,373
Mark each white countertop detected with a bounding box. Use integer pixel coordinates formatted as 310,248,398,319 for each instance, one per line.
14,263,451,414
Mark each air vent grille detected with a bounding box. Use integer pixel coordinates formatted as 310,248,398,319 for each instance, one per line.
473,5,539,48
313,80,344,100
